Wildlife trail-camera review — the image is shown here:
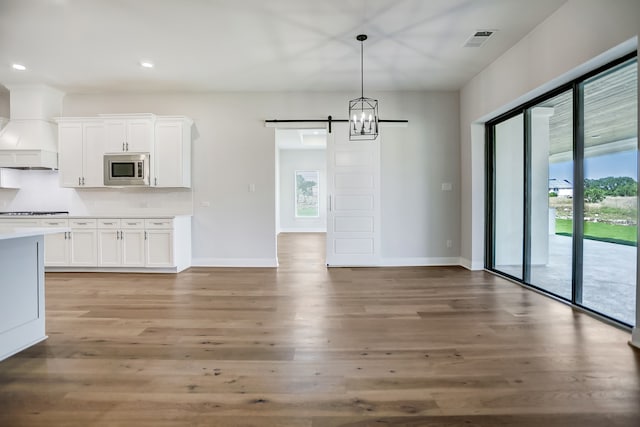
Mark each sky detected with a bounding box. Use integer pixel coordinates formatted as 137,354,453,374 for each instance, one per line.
549,150,638,184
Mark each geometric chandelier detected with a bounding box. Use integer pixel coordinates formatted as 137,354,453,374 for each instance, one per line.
349,34,379,140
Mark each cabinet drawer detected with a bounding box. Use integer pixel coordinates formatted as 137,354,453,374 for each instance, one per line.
144,219,173,229
40,218,69,227
121,219,145,228
98,219,120,228
70,219,97,228
0,219,41,227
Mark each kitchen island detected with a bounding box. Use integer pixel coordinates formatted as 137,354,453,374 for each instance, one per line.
0,227,69,362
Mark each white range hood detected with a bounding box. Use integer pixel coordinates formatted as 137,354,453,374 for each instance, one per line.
0,85,64,169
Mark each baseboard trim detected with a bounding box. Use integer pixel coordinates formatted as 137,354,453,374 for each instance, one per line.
191,258,279,268
279,228,327,233
631,327,640,350
379,257,460,267
46,267,181,274
459,257,484,271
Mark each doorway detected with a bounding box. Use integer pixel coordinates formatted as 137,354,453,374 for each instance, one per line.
275,128,327,267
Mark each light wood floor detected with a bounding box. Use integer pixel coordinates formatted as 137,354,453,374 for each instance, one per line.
1,233,639,426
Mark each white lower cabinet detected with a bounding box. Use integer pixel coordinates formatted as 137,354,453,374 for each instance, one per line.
145,229,173,267
1,216,190,272
41,218,97,266
98,219,146,267
40,218,70,266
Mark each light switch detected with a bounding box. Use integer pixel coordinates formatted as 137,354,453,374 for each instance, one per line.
248,183,256,192
200,201,211,207
441,182,452,191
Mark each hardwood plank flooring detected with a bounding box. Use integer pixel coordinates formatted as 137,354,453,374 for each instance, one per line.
1,232,639,426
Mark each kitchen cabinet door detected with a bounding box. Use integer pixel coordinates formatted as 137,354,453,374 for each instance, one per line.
44,232,70,266
153,117,192,188
58,122,84,187
145,230,174,267
126,119,154,153
97,230,121,267
122,229,145,267
58,119,105,188
104,120,127,152
82,121,106,187
104,118,153,153
69,229,97,266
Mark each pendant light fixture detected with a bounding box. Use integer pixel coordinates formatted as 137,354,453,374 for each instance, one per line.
349,34,378,141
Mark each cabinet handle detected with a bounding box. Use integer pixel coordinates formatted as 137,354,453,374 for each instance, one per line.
104,222,114,225
78,177,81,186
82,177,85,185
122,142,125,151
154,177,157,186
329,195,332,212
68,232,72,240
144,231,147,240
126,142,129,151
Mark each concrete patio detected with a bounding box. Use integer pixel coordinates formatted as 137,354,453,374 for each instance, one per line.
499,234,637,325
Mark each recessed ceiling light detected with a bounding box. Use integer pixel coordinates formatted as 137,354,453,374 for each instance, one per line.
140,61,154,68
12,63,26,71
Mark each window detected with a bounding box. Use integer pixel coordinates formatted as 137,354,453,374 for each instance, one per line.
486,53,637,326
295,170,319,218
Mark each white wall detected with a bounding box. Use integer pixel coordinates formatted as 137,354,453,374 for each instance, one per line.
57,90,460,267
278,149,326,232
460,0,640,270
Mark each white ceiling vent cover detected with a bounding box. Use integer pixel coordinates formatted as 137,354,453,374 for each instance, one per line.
464,30,495,48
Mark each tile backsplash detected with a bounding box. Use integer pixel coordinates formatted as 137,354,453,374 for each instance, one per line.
0,169,193,215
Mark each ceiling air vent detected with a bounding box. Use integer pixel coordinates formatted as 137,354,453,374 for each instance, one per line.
464,30,495,48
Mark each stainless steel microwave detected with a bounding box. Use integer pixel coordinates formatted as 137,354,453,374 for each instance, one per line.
104,153,150,186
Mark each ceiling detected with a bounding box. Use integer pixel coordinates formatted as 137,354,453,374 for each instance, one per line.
0,0,568,93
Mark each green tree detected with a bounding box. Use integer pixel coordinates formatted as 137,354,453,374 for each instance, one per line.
584,176,637,197
584,187,606,203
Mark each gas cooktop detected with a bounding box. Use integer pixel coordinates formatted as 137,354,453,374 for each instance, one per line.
0,211,69,216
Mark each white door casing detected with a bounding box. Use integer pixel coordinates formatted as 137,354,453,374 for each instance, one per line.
326,122,381,266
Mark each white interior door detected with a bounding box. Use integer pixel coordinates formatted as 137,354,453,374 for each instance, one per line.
326,122,381,266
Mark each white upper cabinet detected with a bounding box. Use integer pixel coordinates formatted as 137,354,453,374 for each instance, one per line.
57,118,105,188
57,113,191,188
101,114,155,153
152,116,192,188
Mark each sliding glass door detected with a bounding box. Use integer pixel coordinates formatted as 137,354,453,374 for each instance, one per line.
529,90,574,300
581,60,638,325
493,114,524,280
487,54,637,326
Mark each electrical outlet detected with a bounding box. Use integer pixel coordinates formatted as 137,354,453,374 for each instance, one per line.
446,240,453,248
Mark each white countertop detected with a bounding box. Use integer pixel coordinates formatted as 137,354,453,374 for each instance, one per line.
0,227,70,240
0,214,192,220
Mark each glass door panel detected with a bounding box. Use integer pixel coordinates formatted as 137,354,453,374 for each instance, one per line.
581,60,637,325
493,114,524,279
529,90,574,299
